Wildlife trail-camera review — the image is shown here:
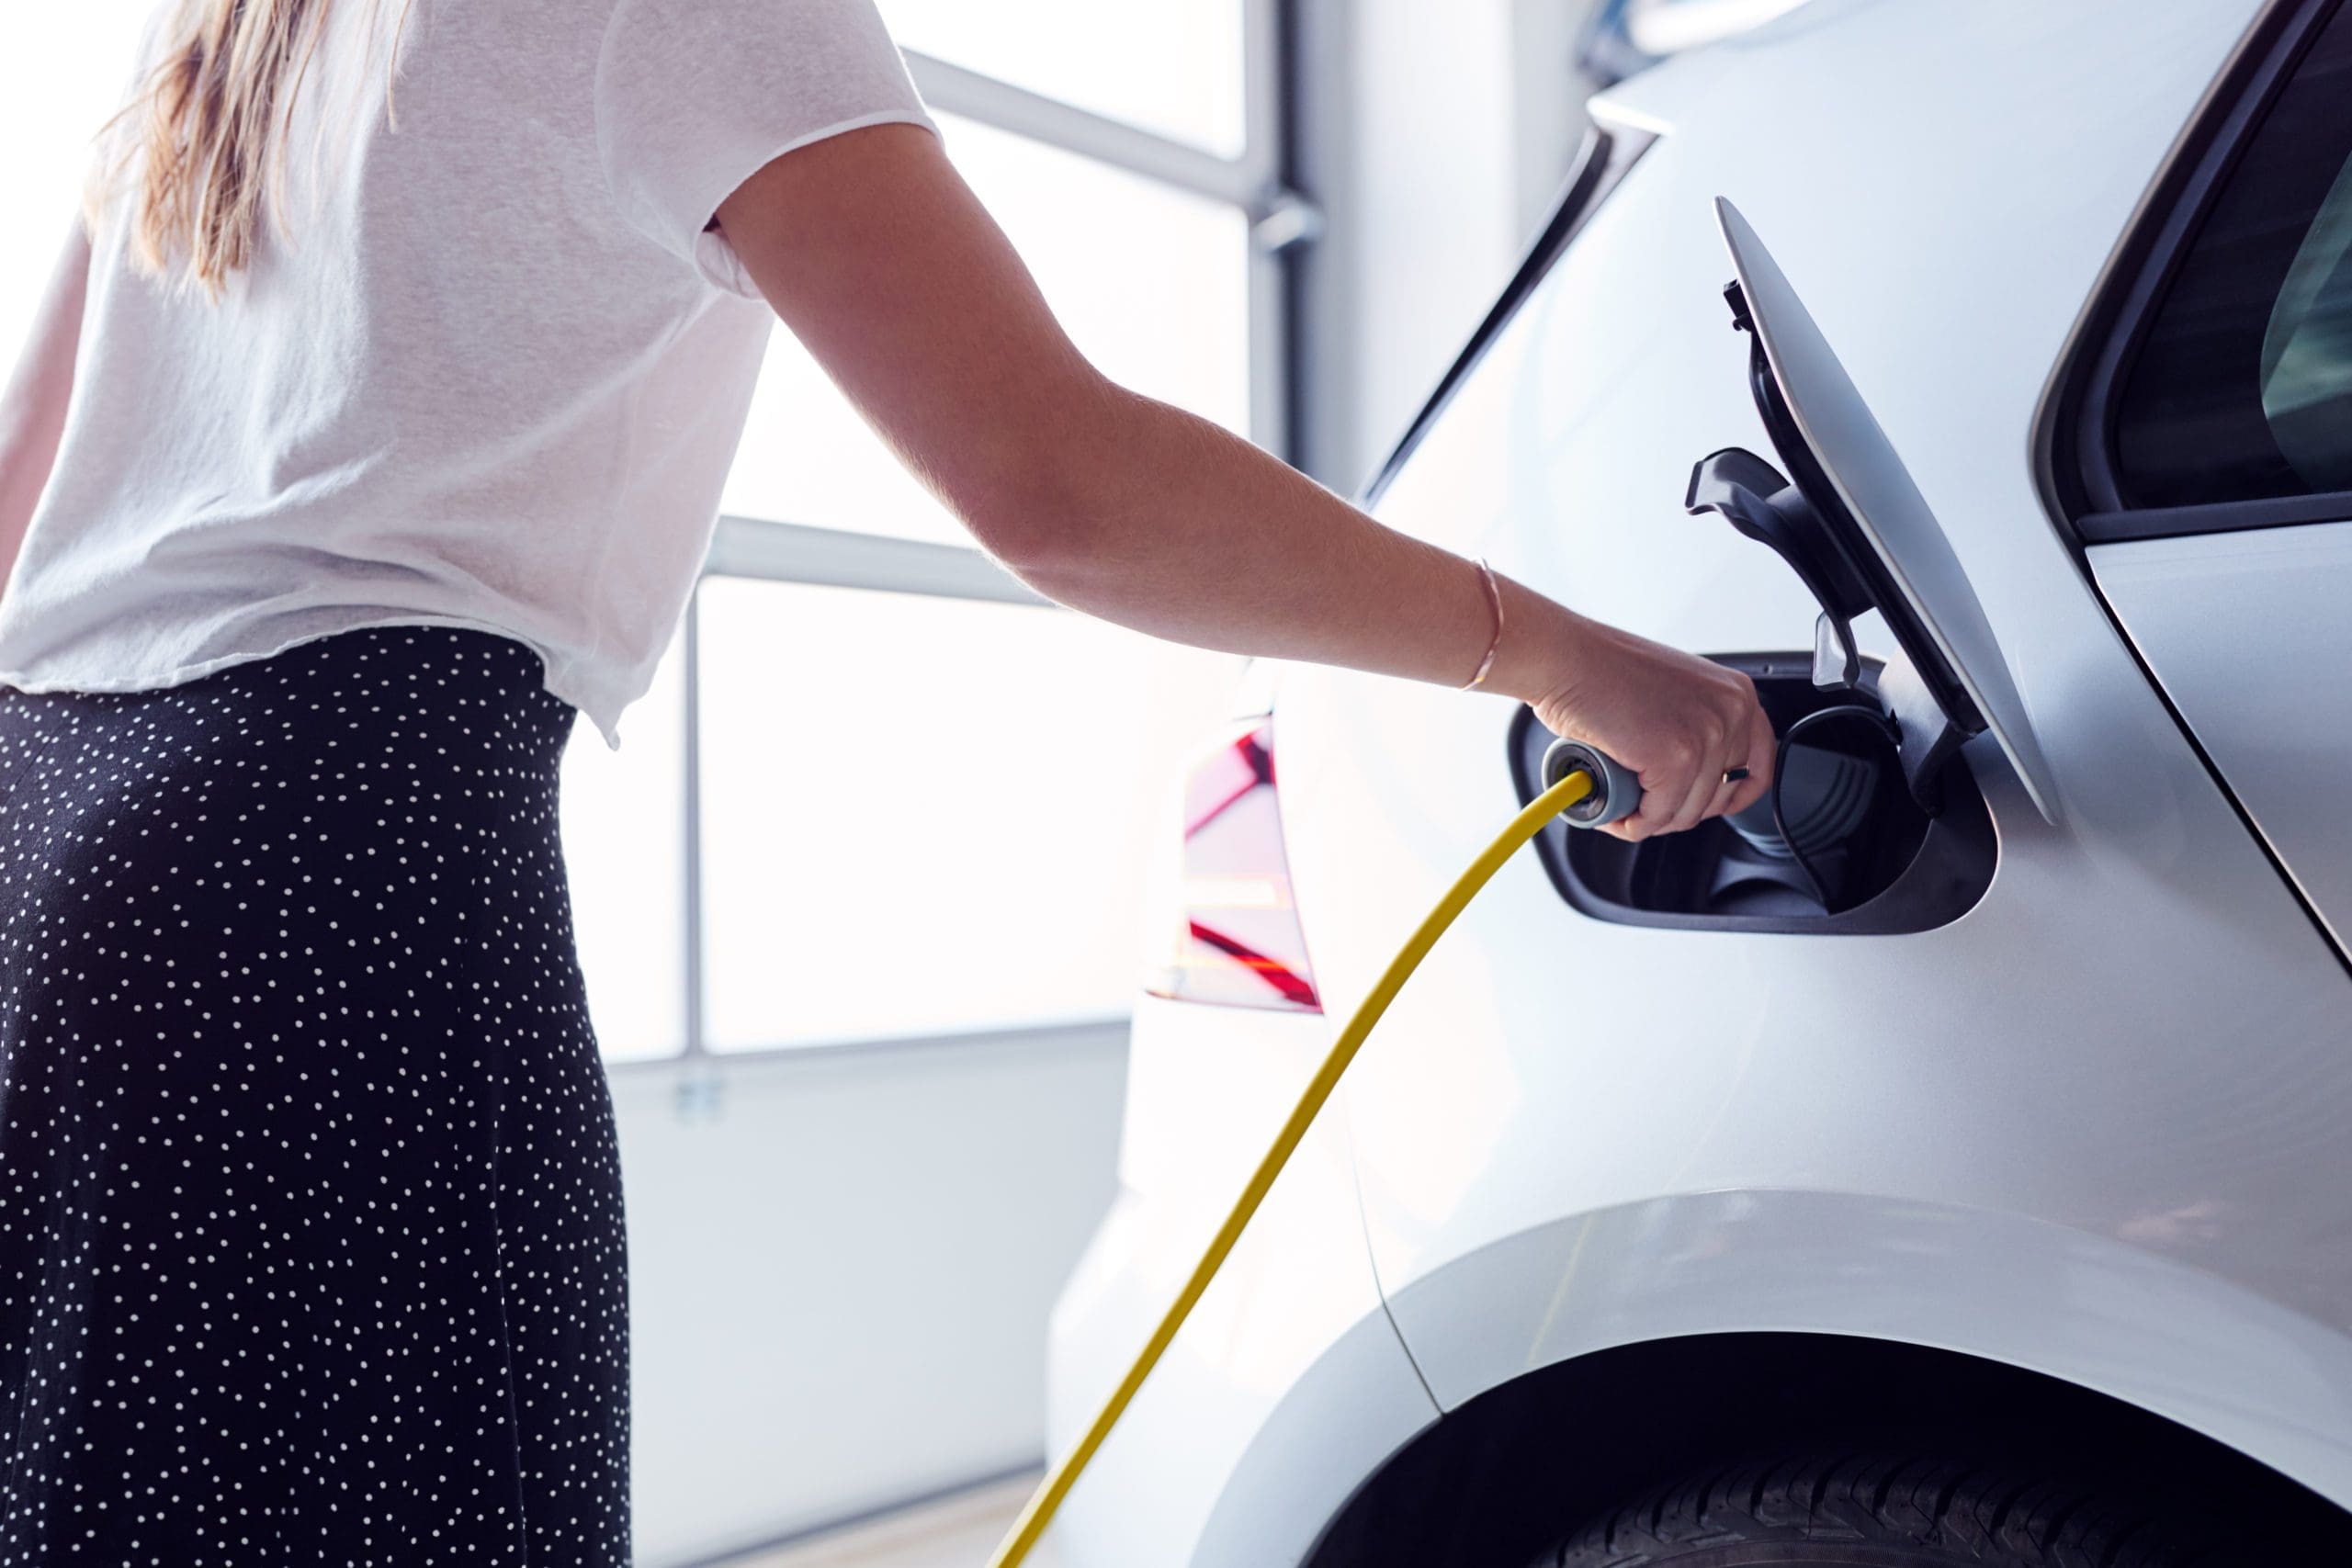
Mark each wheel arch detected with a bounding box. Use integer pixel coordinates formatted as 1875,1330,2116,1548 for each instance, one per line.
1300,1331,2352,1567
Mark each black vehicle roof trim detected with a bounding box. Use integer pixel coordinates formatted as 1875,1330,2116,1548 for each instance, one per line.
2077,490,2352,545
1357,124,1656,509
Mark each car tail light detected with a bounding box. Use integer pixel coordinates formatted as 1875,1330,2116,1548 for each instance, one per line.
1144,717,1322,1012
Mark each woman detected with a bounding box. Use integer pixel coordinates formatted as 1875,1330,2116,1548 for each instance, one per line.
0,0,1773,1561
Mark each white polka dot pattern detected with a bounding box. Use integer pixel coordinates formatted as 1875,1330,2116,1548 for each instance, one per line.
0,626,630,1564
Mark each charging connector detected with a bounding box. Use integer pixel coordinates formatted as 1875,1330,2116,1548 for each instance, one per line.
1542,739,1642,828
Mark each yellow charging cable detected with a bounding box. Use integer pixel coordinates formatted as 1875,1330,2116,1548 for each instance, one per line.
987,764,1598,1567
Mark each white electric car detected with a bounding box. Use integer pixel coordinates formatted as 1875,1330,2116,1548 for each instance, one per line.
1045,0,2352,1562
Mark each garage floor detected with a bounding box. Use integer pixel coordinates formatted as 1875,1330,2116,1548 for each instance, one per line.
731,1476,1062,1568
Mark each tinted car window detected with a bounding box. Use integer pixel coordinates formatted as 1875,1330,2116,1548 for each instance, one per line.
2113,3,2352,509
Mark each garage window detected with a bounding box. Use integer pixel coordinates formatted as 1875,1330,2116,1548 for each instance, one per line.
2108,1,2352,511
560,3,1305,1062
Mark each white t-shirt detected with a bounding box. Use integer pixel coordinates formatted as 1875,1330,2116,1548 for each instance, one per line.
0,0,937,750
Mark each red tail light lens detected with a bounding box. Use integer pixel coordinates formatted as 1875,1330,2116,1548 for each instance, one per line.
1145,718,1322,1012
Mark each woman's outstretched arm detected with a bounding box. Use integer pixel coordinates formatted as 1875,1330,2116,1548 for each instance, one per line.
714,123,1772,840
0,222,90,592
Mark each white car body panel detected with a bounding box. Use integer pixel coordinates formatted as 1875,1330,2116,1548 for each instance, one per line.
1383,1190,2352,1504
2092,523,2352,955
1048,0,2352,1561
1045,998,1438,1568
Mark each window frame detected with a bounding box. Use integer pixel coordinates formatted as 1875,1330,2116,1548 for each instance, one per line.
616,4,1310,1068
2043,0,2352,547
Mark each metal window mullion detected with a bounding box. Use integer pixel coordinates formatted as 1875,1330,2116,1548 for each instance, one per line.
1243,0,1288,190
904,49,1297,220
702,515,1052,606
609,1016,1131,1075
680,583,708,1062
1244,0,1296,460
1247,240,1292,459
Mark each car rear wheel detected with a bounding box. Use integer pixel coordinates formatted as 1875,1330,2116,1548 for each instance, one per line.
1535,1455,2211,1567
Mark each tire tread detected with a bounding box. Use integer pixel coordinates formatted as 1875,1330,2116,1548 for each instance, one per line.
1542,1455,2206,1568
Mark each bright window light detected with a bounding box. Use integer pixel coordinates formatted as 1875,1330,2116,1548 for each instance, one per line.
878,0,1247,156
0,6,149,373
695,577,1241,1052
720,112,1252,543
560,635,692,1063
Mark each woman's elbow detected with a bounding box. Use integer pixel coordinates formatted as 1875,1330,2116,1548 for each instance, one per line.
957,470,1102,582
947,394,1129,581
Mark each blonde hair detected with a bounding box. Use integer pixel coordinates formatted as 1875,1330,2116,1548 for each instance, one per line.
89,0,414,299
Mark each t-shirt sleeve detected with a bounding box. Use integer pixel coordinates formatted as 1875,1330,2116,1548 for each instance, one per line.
594,0,939,299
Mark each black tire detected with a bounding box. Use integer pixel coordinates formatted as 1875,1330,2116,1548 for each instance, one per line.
1535,1455,2213,1568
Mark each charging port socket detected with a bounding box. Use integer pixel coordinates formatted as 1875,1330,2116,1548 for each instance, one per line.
1509,654,1996,933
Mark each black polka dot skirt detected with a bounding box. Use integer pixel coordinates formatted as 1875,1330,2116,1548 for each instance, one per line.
0,626,630,1565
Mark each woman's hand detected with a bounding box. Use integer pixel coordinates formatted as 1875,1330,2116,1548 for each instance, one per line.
1502,590,1776,842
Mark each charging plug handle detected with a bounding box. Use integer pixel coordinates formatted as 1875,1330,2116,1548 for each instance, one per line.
1543,739,1642,828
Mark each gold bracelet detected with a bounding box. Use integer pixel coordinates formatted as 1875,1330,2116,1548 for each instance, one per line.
1460,557,1504,690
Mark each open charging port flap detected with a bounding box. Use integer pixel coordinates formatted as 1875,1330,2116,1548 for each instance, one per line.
1510,207,2013,934
1687,276,1982,818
